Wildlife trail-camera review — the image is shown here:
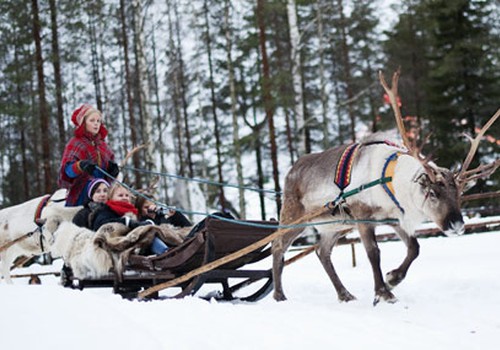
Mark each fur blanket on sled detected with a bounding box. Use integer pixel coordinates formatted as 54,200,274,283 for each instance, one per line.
43,215,192,280
94,223,191,279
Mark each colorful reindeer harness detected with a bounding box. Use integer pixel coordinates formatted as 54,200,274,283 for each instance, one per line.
326,141,405,213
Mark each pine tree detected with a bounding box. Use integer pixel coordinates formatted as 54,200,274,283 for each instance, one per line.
424,0,499,169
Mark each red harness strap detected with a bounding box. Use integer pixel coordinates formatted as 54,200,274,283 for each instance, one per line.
34,195,51,223
334,143,361,190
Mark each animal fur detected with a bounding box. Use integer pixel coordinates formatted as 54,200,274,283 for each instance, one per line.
42,215,192,281
46,218,113,280
0,189,80,283
94,222,191,280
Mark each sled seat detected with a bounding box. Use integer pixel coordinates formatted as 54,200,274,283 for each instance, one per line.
68,217,278,301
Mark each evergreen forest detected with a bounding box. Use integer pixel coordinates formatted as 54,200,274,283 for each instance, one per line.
0,0,498,219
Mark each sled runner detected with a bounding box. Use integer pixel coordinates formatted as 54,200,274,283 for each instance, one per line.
64,217,278,301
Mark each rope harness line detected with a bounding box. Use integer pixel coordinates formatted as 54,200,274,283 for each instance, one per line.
98,166,400,230
122,165,281,196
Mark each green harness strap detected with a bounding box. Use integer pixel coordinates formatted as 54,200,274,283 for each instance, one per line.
325,176,393,210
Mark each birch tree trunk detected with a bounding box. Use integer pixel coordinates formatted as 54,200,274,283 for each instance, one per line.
203,0,226,211
166,0,185,177
14,45,30,199
89,14,102,111
224,0,246,219
133,0,155,173
151,26,170,203
337,0,356,142
48,0,65,155
257,0,282,216
316,0,329,149
173,0,194,178
32,0,53,192
270,11,295,165
119,0,141,187
287,0,306,157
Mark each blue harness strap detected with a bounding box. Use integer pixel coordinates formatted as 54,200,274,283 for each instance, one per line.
381,152,405,213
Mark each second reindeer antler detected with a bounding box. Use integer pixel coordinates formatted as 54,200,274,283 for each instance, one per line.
456,108,500,194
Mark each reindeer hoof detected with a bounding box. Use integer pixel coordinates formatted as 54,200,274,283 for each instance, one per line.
386,270,405,289
338,290,357,302
373,289,398,306
273,292,287,302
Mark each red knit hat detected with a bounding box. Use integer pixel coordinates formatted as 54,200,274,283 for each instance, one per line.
71,104,108,139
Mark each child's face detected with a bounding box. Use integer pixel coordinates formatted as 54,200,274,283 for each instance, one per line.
111,186,132,203
92,183,109,203
84,112,102,135
141,200,154,217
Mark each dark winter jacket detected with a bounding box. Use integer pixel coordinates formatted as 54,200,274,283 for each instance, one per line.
73,201,105,229
91,202,135,232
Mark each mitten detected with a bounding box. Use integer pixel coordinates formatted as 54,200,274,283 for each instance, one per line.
107,161,120,178
79,160,96,175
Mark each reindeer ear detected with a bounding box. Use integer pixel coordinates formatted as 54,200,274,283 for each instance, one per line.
416,172,431,188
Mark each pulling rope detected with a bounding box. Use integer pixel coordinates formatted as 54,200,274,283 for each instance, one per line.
122,166,281,196
99,166,399,230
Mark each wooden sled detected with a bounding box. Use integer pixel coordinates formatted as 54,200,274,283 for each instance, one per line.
64,217,278,301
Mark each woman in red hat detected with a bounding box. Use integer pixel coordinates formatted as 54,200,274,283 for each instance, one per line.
58,104,119,206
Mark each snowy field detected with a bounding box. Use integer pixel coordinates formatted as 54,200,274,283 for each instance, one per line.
1,229,499,350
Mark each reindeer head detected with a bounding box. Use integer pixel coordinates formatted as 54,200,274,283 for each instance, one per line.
379,71,500,234
379,71,498,236
394,154,464,236
37,215,64,246
412,166,464,236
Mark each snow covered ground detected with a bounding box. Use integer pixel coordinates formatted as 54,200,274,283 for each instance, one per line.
1,229,499,350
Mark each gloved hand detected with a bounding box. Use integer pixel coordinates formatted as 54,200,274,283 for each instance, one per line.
107,161,120,178
79,160,96,175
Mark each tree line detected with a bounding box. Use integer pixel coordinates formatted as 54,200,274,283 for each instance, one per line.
0,0,498,218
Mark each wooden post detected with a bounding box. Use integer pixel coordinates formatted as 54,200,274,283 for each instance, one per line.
351,243,356,267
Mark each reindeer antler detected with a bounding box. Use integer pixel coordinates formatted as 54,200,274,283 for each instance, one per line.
120,143,147,168
456,108,500,194
378,69,411,150
116,143,147,183
379,69,436,180
135,176,160,195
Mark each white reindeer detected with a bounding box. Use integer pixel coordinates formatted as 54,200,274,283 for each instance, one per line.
43,216,113,280
272,71,499,304
0,189,80,283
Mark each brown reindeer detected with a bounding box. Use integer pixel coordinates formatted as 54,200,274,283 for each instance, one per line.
272,70,499,304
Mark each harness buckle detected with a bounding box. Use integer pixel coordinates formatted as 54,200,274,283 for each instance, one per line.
325,194,345,215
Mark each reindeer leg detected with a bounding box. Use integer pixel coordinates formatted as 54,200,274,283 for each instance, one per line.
0,251,14,284
272,195,306,302
358,224,397,305
272,229,302,301
316,232,356,302
386,226,420,288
